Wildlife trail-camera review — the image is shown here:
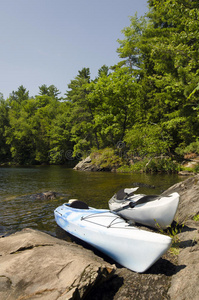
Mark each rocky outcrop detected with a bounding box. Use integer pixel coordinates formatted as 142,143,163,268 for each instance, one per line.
0,175,199,299
73,156,97,171
73,156,111,172
0,229,115,300
182,155,199,169
161,175,199,300
168,219,199,300
90,175,199,300
162,174,199,224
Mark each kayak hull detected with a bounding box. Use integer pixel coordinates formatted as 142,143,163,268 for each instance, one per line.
109,192,180,229
54,204,172,273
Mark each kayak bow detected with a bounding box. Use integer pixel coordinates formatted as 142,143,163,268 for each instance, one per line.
54,202,172,273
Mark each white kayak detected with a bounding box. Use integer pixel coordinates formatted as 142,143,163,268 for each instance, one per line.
54,200,172,273
108,188,180,229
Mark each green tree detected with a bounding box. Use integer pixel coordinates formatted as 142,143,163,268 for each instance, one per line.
5,88,60,164
97,65,110,77
30,95,59,163
0,94,11,162
9,85,29,104
48,102,74,164
145,0,199,149
88,67,139,147
124,123,172,157
117,0,199,153
5,108,35,164
117,13,147,71
65,67,100,156
4,86,32,164
38,84,61,100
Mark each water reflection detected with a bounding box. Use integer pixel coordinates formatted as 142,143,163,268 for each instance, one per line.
0,166,184,236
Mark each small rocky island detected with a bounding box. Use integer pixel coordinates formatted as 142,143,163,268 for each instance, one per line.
0,175,199,299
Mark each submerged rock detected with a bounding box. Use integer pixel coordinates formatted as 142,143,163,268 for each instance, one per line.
30,191,57,200
0,175,199,299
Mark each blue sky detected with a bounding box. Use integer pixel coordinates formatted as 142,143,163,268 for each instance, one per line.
0,0,148,99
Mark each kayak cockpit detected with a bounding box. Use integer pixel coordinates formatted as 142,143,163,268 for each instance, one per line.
68,200,89,209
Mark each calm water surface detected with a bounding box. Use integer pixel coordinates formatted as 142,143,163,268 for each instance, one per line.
0,166,184,237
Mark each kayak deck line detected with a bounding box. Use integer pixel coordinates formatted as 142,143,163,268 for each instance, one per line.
109,190,180,229
81,213,127,228
54,203,172,273
63,202,127,228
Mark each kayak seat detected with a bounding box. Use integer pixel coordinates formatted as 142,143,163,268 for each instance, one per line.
134,195,159,205
116,188,135,200
69,200,89,209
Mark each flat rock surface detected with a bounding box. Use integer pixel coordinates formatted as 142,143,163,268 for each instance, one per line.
168,220,199,300
162,174,199,224
0,174,199,299
0,228,115,300
88,174,199,299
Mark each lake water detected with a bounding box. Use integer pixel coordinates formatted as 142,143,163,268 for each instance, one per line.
0,166,184,237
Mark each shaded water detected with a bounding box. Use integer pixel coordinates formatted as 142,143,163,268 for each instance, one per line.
0,166,184,236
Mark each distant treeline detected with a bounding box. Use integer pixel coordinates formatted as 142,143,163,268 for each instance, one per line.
1,0,199,166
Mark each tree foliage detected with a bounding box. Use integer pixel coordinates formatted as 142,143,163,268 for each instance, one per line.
1,1,199,167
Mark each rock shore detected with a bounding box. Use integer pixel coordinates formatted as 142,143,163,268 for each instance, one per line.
0,229,115,300
0,175,199,299
73,156,105,172
73,155,199,174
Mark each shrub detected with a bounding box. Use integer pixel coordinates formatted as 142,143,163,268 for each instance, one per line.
90,148,123,170
144,157,180,174
176,139,199,156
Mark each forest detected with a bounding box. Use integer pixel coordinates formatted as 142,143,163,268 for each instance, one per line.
0,0,199,173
